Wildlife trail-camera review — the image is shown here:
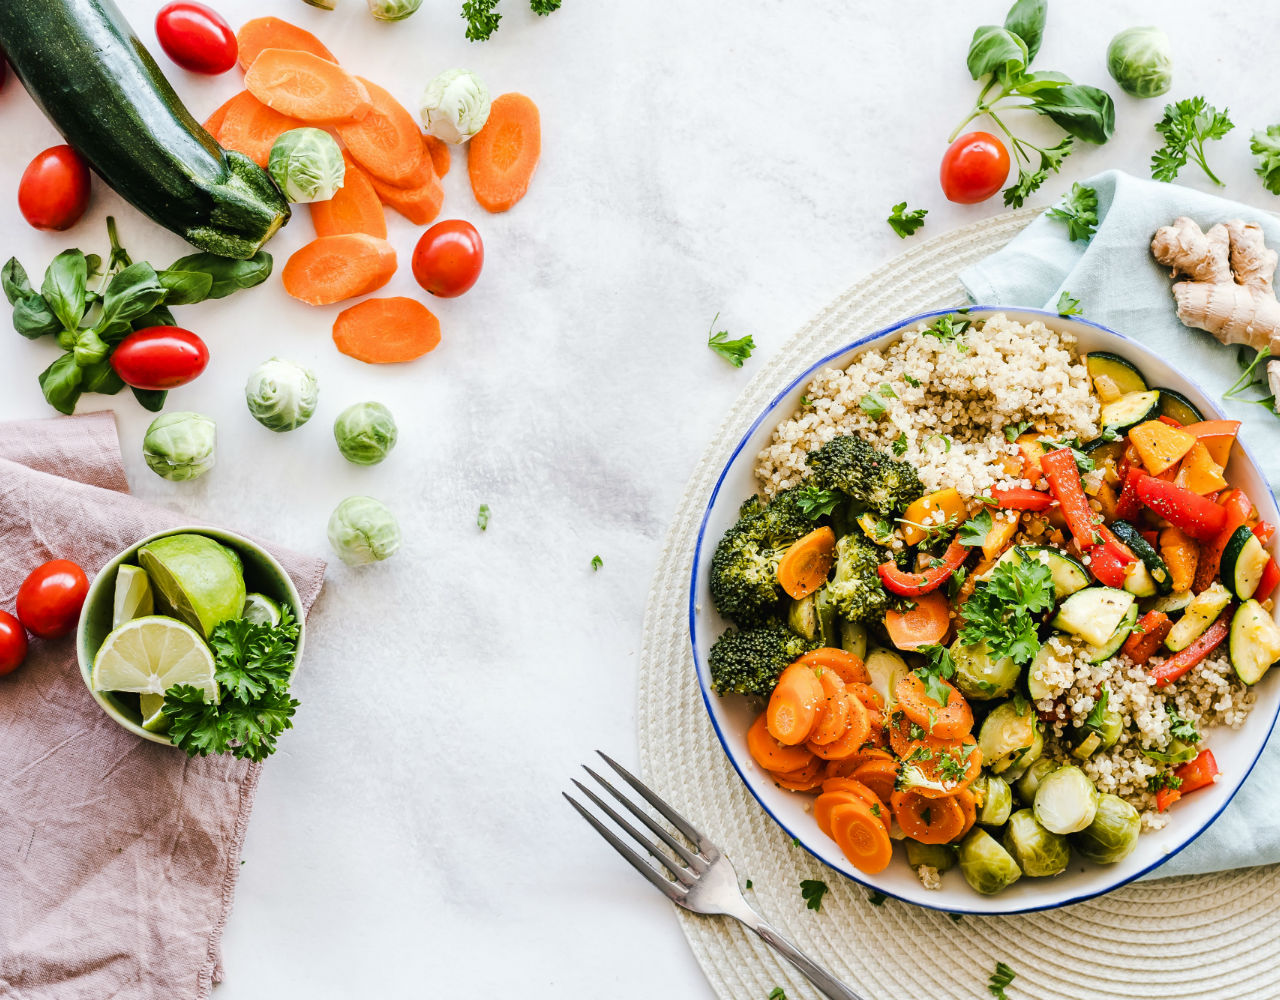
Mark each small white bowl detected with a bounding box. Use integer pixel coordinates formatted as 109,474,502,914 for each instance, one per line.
689,306,1280,914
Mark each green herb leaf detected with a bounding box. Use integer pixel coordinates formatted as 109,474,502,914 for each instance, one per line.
768,989,787,1000
923,314,970,345
477,504,491,531
866,889,887,906
707,313,755,368
530,0,560,12
591,555,603,571
859,392,888,418
958,552,1053,664
904,373,921,388
210,611,299,703
130,386,168,412
1004,420,1033,442
1146,771,1183,793
966,24,1028,81
73,328,110,367
989,961,1017,1000
1251,125,1280,194
1152,97,1234,185
799,878,829,911
1084,685,1110,733
1033,84,1116,144
1166,704,1201,745
1046,182,1099,242
1003,0,1046,62
794,484,842,519
38,352,83,415
462,0,501,39
3,258,61,339
959,509,994,548
915,644,957,706
97,261,166,332
164,251,273,300
887,201,928,238
79,357,125,396
157,268,215,306
1224,346,1278,414
1056,290,1083,316
41,249,88,333
892,432,909,456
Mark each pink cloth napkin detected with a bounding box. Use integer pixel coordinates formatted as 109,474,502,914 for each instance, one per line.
0,412,326,999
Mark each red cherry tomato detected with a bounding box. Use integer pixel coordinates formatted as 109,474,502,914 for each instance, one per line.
412,220,484,298
16,560,89,640
110,327,210,390
155,2,238,75
940,131,1011,204
0,610,27,676
18,145,91,232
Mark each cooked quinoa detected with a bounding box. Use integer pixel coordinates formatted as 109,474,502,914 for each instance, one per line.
755,313,1100,498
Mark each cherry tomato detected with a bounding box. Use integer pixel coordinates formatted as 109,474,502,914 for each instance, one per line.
940,131,1011,204
412,220,484,298
110,327,210,390
17,560,89,640
18,145,91,231
155,2,238,75
0,611,27,677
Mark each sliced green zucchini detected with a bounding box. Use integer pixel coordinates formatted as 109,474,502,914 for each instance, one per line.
1082,435,1127,471
1085,352,1148,397
1083,602,1138,662
994,545,1090,601
1110,520,1173,594
1156,387,1205,426
1071,731,1103,759
1142,739,1199,765
864,647,909,709
1229,599,1280,685
1122,560,1157,599
1100,390,1162,434
840,620,868,662
1146,590,1194,616
1221,525,1269,600
1165,582,1232,651
1052,587,1136,647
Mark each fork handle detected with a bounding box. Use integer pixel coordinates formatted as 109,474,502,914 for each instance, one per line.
744,918,867,1000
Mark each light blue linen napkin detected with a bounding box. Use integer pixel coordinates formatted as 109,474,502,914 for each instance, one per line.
960,168,1280,879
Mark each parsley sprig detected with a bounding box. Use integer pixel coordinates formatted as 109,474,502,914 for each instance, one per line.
958,552,1053,665
1151,97,1234,186
988,961,1017,1000
1056,290,1083,316
794,484,842,519
887,202,928,238
463,0,561,40
800,878,829,911
707,313,755,368
958,509,994,548
1046,183,1098,242
1251,125,1280,194
916,644,958,706
1224,346,1278,415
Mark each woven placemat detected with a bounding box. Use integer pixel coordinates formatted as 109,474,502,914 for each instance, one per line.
637,208,1280,1000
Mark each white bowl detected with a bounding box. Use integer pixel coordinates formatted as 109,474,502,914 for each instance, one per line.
689,306,1280,914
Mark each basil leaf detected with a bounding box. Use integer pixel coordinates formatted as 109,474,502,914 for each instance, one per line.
130,386,168,412
73,328,110,367
1033,85,1116,144
157,268,214,306
966,25,1028,81
97,261,166,331
85,253,103,279
38,353,84,414
1003,0,1046,62
41,249,88,333
79,357,126,396
164,250,273,300
2,258,61,339
1012,70,1072,95
133,305,178,330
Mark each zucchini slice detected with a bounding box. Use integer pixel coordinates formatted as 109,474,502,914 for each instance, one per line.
1100,390,1162,434
1083,602,1138,662
1221,525,1270,600
1122,560,1157,599
1082,435,1127,471
1110,520,1173,594
994,546,1090,601
1085,352,1148,397
1165,583,1232,651
1157,387,1205,426
1052,587,1135,647
1146,590,1194,616
1230,599,1280,685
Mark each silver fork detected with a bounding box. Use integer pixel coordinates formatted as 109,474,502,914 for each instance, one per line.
565,752,866,1000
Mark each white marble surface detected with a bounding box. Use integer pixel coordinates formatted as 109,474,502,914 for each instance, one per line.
1,1,1276,995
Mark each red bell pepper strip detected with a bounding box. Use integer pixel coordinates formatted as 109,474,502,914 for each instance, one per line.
990,486,1054,511
1255,557,1280,603
1114,466,1146,522
1194,490,1253,592
1149,608,1233,687
1155,748,1220,812
1040,448,1101,549
1134,474,1228,543
877,538,968,597
1253,520,1276,545
1122,610,1173,664
1086,543,1130,588
1140,529,1160,547
1157,414,1183,427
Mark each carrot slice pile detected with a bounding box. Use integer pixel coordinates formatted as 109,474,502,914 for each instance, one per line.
891,789,964,844
830,801,893,873
797,647,869,685
468,92,541,213
245,48,371,124
335,79,425,185
217,91,301,168
332,297,442,364
202,94,238,136
368,161,444,226
282,234,396,305
237,17,336,71
746,713,813,774
423,135,451,178
766,663,823,745
310,154,387,239
884,590,951,650
806,669,849,746
776,526,837,600
895,673,973,740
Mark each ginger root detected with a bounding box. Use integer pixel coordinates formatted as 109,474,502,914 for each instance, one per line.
1151,216,1280,397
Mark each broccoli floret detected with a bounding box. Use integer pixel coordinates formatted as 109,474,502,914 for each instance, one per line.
806,435,923,516
708,623,816,697
709,488,813,627
825,532,890,624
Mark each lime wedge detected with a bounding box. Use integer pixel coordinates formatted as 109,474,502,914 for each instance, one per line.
139,692,170,733
112,564,154,628
242,592,281,627
92,615,218,703
137,534,246,639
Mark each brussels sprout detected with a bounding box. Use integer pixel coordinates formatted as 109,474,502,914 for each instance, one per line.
367,0,422,18
904,840,956,873
1033,764,1098,834
327,496,401,565
1014,757,1058,805
1070,705,1122,759
1003,808,1071,877
1107,27,1173,99
957,828,1022,895
950,640,1021,700
978,699,1043,775
420,69,491,144
840,620,867,661
245,358,319,432
301,0,336,7
268,128,346,203
143,412,216,482
789,588,838,646
334,402,398,465
974,773,1012,827
1073,793,1142,864
864,647,909,709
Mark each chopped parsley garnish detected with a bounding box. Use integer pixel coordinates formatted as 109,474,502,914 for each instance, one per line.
745,878,754,890
1056,290,1083,316
477,503,491,530
958,552,1054,665
904,373,922,388
800,395,812,406
909,722,926,741
947,565,969,601
769,989,787,1000
860,392,888,418
1147,771,1183,793
791,837,800,847
1004,420,1033,442
892,431,909,456
707,313,755,367
923,314,970,347
949,912,963,922
1152,97,1234,186
989,961,1017,1000
800,878,829,911
795,484,842,519
462,0,502,40
867,889,887,906
1047,182,1099,242
591,555,603,571
1167,704,1201,744
1039,434,1094,474
887,201,928,238
1083,685,1110,733
915,643,958,706
897,513,958,546
1224,346,1279,415
958,509,994,548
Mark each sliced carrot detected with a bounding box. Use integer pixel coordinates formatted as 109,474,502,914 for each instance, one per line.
847,681,885,732
814,790,867,838
820,777,885,811
797,647,869,685
953,786,977,840
335,79,425,185
851,758,899,803
747,713,813,773
776,526,836,600
766,663,823,745
806,669,849,746
369,163,444,226
900,742,982,799
423,134,451,177
771,757,824,792
830,801,894,873
202,94,238,136
245,48,371,125
468,92,541,213
884,590,951,650
217,91,301,168
824,746,893,780
282,234,395,305
891,788,964,844
310,154,387,239
332,297,441,364
895,673,973,740
237,17,337,71
806,694,870,760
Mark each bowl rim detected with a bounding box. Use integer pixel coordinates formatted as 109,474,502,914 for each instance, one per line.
688,304,1280,914
75,524,306,747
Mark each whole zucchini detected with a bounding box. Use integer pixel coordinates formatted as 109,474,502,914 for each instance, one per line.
0,0,289,259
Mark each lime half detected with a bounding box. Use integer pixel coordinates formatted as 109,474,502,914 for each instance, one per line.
242,592,281,627
137,534,246,638
139,693,170,733
112,564,154,628
92,616,218,703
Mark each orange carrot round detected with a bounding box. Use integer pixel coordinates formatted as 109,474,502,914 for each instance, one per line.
310,155,387,239
851,758,899,803
806,693,870,760
820,777,885,814
891,788,964,844
746,713,813,773
771,757,824,792
423,135,451,178
332,297,442,365
776,526,837,600
797,647,869,685
245,48,371,124
217,91,300,168
237,17,336,71
806,668,848,745
201,94,238,137
830,801,894,873
766,663,823,746
369,163,444,226
895,673,973,740
282,234,396,305
824,746,892,780
468,92,541,213
884,590,952,650
953,786,977,840
336,79,426,185
814,790,864,838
